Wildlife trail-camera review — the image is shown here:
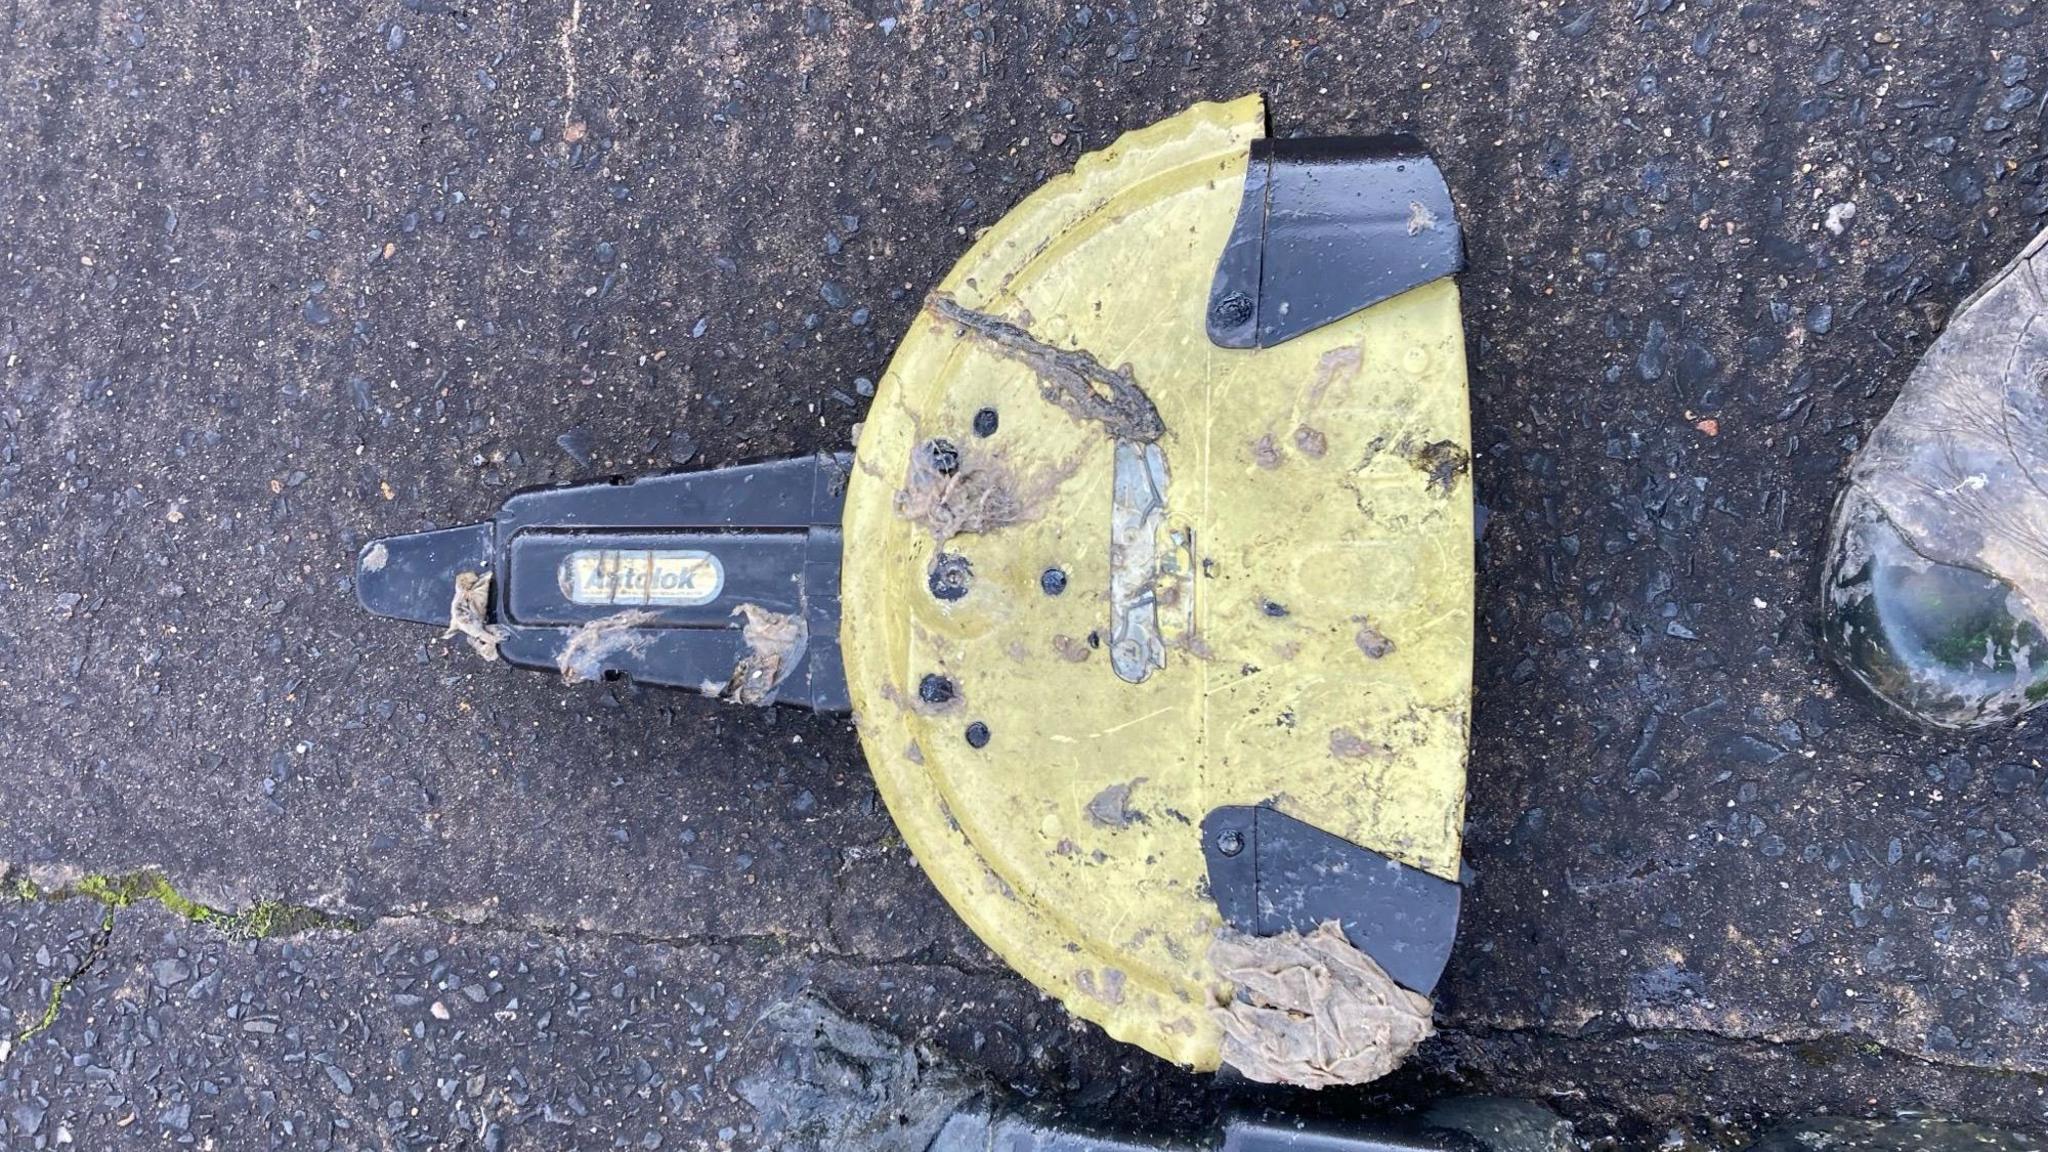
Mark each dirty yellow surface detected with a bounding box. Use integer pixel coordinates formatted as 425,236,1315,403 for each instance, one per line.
840,95,1473,1070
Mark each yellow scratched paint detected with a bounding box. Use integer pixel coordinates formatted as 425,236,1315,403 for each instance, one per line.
840,95,1473,1070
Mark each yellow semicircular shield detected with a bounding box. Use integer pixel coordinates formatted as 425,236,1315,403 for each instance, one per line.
840,95,1474,1073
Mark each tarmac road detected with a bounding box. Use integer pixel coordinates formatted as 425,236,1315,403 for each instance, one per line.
4,0,2048,1146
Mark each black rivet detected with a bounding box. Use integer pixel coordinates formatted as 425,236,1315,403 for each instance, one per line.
1211,290,1254,328
928,554,973,601
1259,599,1290,618
1039,567,1067,596
919,674,956,705
972,407,999,437
1217,829,1245,857
925,438,960,476
964,721,990,748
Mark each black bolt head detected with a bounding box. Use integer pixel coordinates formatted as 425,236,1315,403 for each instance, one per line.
918,674,956,705
964,721,990,748
1217,829,1245,857
1211,290,1254,328
928,554,973,601
1039,567,1068,596
972,407,999,438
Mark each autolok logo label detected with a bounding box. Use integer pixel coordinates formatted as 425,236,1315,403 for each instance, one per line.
559,550,725,607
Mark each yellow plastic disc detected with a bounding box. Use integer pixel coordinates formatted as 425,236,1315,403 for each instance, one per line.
841,94,1473,1069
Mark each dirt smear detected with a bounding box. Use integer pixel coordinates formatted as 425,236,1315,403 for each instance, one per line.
1075,966,1128,1005
442,571,510,661
1410,440,1470,495
726,602,809,705
1306,345,1363,412
927,294,1164,443
1353,617,1395,659
1051,634,1093,663
1210,920,1433,1088
557,609,661,684
1329,727,1382,760
1251,432,1283,470
1085,778,1147,828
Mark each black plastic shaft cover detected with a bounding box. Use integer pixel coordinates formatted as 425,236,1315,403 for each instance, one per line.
355,454,851,711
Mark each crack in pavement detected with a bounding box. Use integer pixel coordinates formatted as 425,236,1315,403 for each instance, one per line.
6,863,2033,1084
3,860,1005,978
7,905,114,1055
5,866,356,941
1451,1015,2048,1084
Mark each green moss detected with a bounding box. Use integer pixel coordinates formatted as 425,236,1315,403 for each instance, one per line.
1923,621,2013,670
230,900,343,940
6,872,352,1046
1793,1041,1837,1068
10,870,352,940
23,985,64,1039
14,907,115,1045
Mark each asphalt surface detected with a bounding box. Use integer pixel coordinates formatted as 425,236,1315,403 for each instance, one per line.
4,0,2048,1147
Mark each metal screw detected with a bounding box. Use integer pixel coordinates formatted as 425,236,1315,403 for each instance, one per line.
972,407,999,438
1217,829,1245,857
925,438,961,476
1211,290,1254,328
964,721,990,748
918,674,956,705
928,554,973,601
1039,567,1067,596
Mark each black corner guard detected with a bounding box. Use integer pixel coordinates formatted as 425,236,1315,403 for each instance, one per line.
1207,135,1465,349
1203,804,1460,995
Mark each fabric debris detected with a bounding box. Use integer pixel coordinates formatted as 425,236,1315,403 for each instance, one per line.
727,603,808,705
556,609,661,684
892,442,1076,544
1209,919,1434,1088
442,571,510,661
